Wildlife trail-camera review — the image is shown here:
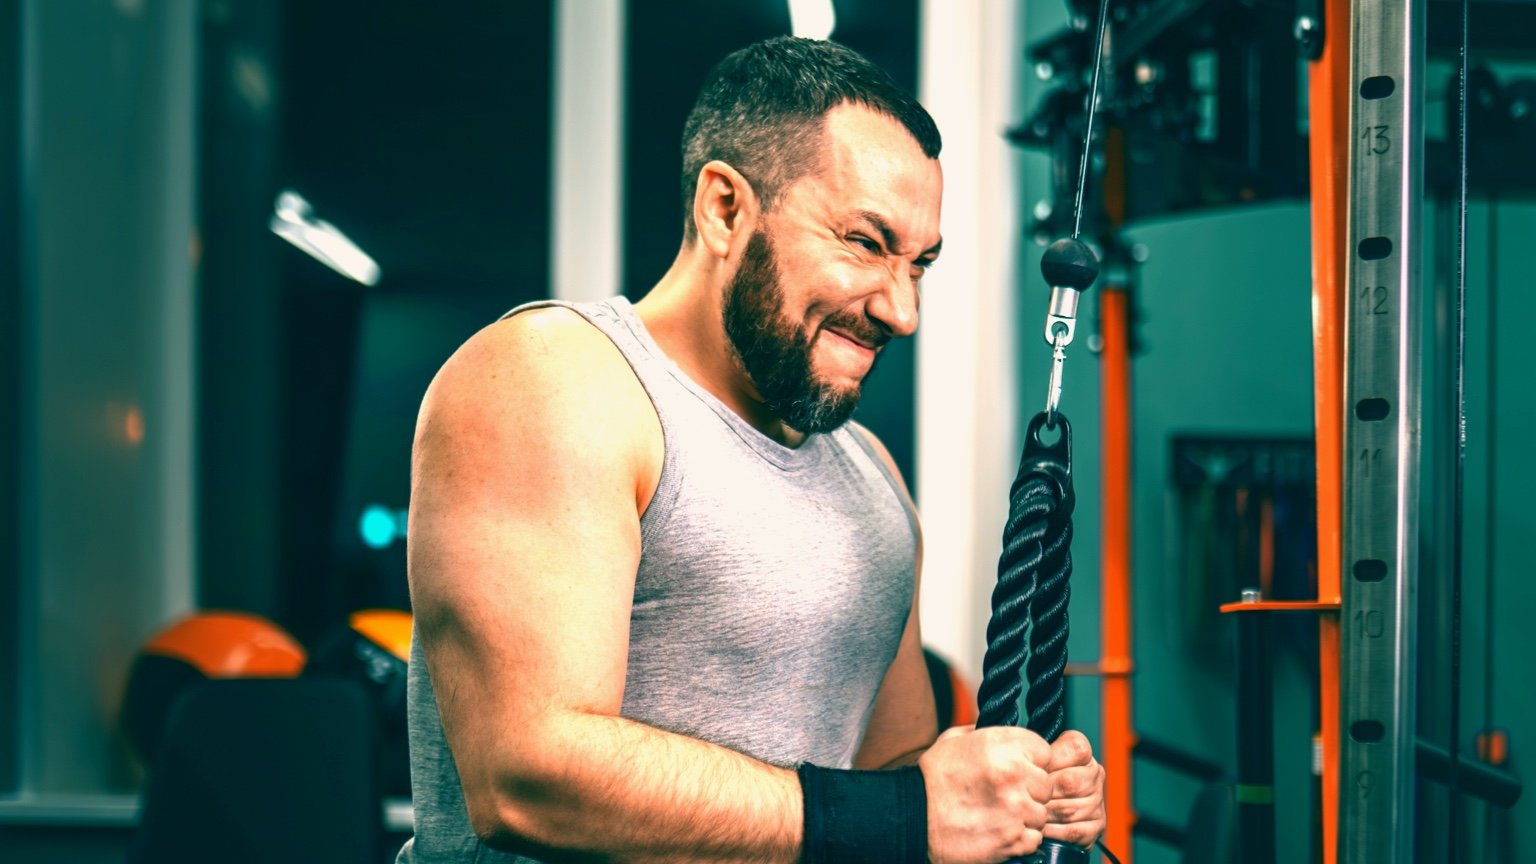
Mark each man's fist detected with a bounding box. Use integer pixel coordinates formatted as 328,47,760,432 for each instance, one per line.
918,725,1053,864
1041,730,1106,848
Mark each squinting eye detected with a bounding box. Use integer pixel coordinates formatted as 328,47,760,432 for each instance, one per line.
851,235,881,253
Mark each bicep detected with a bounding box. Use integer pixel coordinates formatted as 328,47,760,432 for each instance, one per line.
407,311,660,788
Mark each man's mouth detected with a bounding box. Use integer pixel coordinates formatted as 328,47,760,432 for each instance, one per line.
821,322,886,353
826,330,874,353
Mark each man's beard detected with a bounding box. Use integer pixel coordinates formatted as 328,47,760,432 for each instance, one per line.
722,229,886,435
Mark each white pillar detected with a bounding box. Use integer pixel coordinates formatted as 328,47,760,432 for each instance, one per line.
551,0,626,302
14,0,198,801
915,0,1019,680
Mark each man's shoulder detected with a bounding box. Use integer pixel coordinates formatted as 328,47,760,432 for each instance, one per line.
421,303,653,441
482,303,616,365
441,304,630,390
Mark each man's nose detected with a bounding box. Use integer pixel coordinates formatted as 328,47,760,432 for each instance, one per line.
868,269,920,339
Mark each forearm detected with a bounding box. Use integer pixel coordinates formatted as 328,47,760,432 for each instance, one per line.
480,710,802,864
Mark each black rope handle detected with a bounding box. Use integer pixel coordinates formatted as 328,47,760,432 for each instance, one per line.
976,413,1090,864
1023,499,1073,743
976,472,1055,729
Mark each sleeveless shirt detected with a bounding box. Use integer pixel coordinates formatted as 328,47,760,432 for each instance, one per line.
397,297,918,863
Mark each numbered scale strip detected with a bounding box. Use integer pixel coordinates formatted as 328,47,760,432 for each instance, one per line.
1339,0,1425,860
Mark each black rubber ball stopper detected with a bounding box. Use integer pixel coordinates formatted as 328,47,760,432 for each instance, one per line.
1040,237,1100,291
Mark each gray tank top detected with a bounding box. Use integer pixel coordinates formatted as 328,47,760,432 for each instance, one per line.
397,297,917,863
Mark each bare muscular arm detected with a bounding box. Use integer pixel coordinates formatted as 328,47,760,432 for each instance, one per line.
408,308,800,863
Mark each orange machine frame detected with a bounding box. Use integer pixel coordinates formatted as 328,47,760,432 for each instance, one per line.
1098,125,1136,860
1307,0,1351,859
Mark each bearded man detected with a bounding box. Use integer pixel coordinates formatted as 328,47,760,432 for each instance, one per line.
400,36,1105,864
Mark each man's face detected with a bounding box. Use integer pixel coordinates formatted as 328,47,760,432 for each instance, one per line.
722,228,874,433
722,103,943,435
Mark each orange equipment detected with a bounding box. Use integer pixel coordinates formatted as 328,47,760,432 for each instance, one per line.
120,611,308,761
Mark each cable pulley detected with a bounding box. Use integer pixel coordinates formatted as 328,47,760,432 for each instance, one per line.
973,0,1110,860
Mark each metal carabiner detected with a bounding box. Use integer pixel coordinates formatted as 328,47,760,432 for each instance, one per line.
1043,327,1069,429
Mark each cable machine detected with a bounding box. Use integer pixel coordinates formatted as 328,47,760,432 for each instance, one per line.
1001,0,1528,860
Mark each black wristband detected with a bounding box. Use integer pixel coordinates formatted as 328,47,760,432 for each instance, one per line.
796,763,927,864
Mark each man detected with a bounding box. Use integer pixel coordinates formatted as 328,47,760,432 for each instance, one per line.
400,37,1106,864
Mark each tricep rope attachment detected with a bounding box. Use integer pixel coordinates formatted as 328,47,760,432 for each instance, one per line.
975,413,1092,864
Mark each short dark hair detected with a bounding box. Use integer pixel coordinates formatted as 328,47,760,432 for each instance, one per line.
679,37,942,240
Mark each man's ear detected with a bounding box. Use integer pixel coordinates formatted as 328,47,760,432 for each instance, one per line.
691,160,759,259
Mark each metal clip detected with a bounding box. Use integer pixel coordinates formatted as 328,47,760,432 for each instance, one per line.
1043,327,1069,428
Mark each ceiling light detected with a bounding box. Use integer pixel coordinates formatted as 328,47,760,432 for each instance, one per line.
270,189,381,286
788,0,836,40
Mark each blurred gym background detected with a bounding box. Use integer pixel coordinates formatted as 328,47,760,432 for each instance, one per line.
1,1,1532,863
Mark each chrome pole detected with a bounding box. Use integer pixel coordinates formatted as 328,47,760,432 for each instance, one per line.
1338,0,1426,858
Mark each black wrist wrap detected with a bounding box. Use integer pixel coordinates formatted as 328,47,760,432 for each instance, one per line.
796,763,927,864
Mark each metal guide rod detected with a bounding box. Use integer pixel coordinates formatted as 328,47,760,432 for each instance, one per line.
1338,0,1424,859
